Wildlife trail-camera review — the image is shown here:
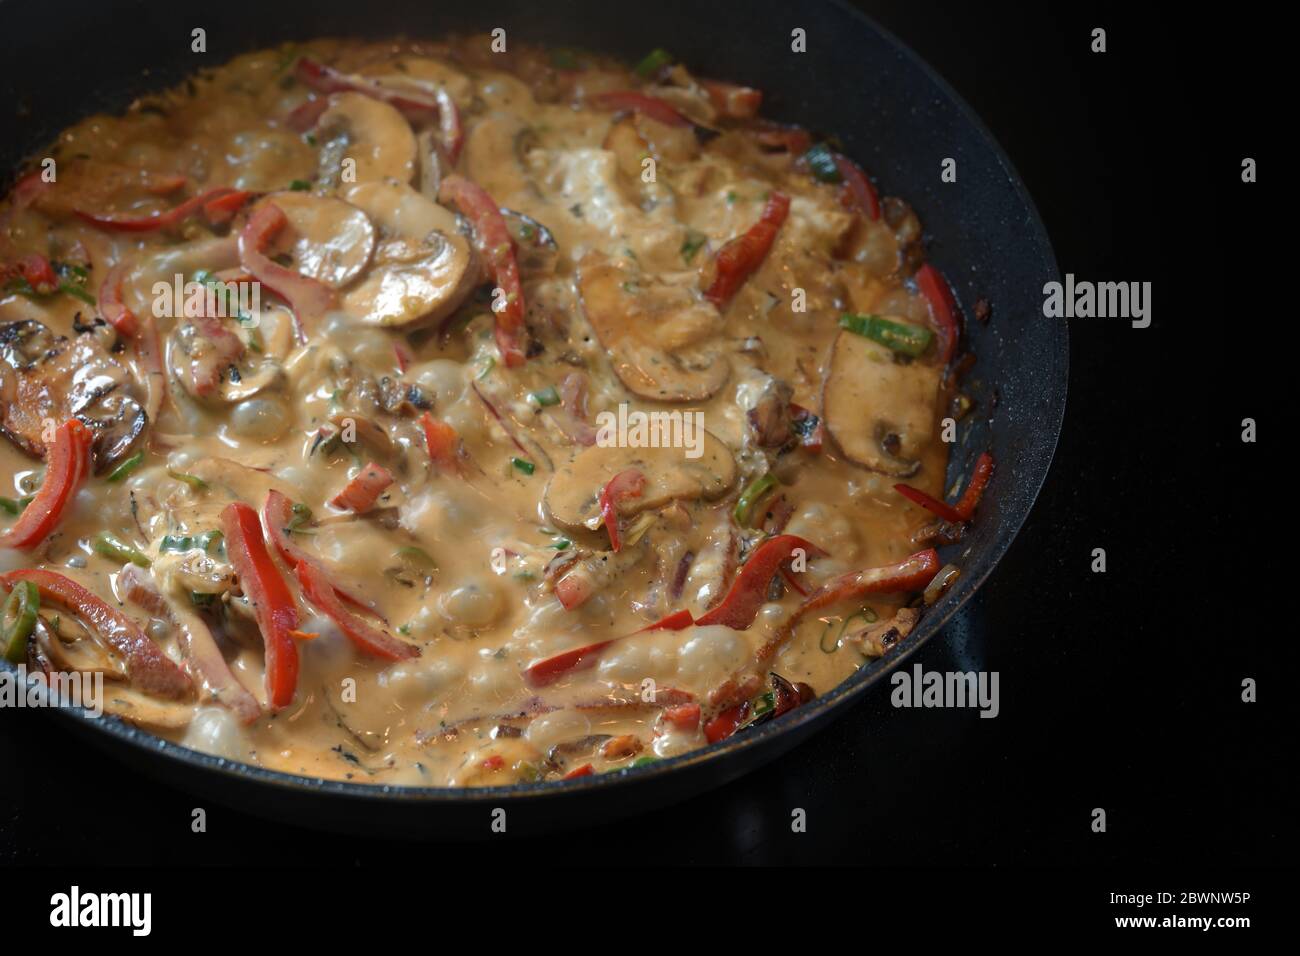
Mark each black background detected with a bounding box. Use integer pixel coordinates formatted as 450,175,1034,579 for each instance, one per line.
0,0,1286,885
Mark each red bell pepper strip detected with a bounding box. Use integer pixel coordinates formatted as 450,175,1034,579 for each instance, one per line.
237,201,335,332
597,468,646,553
287,96,331,133
221,501,300,710
98,264,138,337
262,490,368,610
294,57,442,122
796,548,941,619
0,420,92,551
700,79,762,119
894,451,994,524
202,189,253,225
74,186,243,233
12,253,59,293
290,60,463,164
589,90,692,127
915,263,960,366
833,153,880,221
661,702,701,731
418,412,461,471
893,484,964,524
953,452,994,520
563,763,595,779
295,559,417,661
695,534,823,630
439,175,525,366
704,704,746,743
702,191,790,308
525,638,614,687
0,568,192,699
525,608,695,687
329,462,393,514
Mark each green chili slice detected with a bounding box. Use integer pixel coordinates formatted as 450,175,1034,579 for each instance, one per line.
733,473,778,527
839,313,934,358
105,451,145,483
92,532,152,568
530,385,561,407
511,457,536,476
2,580,39,664
167,469,209,491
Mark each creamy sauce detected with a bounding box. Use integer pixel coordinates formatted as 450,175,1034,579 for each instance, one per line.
0,38,956,786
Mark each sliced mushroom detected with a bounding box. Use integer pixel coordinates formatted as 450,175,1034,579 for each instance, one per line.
360,56,475,108
844,607,919,658
338,180,477,328
602,116,652,198
821,328,942,477
316,92,416,186
167,309,289,406
257,191,376,289
576,252,729,402
544,431,737,533
464,112,536,201
1,319,146,473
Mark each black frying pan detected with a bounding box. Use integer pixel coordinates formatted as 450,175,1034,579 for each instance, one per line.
0,0,1066,836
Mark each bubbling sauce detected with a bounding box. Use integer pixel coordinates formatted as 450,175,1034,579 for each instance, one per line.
0,38,970,786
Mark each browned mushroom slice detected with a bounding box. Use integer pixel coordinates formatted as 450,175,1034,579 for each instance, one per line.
1,320,146,473
576,253,728,402
844,607,920,658
821,328,941,477
339,180,477,329
544,433,737,534
257,191,376,289
315,92,417,186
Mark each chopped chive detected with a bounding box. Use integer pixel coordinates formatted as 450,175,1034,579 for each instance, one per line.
680,229,707,263
804,142,842,183
511,457,536,476
105,451,145,483
530,385,561,407
547,538,571,551
92,532,151,568
550,48,580,70
733,473,778,527
289,179,311,191
60,281,97,306
167,469,209,491
634,48,673,78
0,496,33,516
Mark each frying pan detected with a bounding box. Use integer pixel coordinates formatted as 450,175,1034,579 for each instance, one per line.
0,0,1066,836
